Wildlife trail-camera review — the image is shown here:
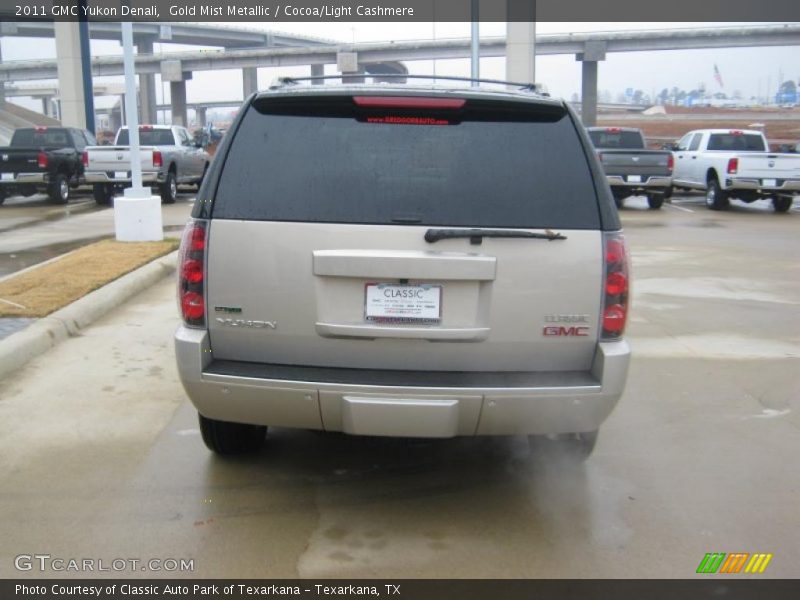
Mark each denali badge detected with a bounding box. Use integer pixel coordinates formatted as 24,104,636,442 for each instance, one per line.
2,154,7,161
215,318,276,329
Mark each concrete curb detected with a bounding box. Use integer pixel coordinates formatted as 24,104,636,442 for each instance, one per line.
0,250,178,381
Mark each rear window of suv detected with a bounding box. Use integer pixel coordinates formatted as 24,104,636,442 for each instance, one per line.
212,95,601,229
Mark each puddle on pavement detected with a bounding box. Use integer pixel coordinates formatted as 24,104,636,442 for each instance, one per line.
0,200,102,234
0,237,107,279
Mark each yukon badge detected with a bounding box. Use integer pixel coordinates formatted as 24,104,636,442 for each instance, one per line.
215,318,277,329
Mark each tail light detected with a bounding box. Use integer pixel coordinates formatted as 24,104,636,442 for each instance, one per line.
601,232,630,341
667,153,674,172
152,150,163,168
178,219,207,327
605,127,622,133
727,158,738,175
81,151,89,168
37,151,48,169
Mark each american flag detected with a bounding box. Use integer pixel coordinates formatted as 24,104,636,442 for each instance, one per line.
714,64,724,88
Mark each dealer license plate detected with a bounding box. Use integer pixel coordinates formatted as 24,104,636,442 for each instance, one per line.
114,171,128,179
1,173,13,181
762,179,777,188
365,284,442,323
627,175,642,183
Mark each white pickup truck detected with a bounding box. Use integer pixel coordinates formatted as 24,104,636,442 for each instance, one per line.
671,129,800,212
83,125,210,205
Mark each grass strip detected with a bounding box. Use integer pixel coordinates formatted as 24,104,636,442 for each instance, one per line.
0,238,179,318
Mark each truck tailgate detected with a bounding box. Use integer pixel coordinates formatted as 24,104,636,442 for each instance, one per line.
736,153,800,180
85,146,155,172
0,147,48,175
599,150,672,177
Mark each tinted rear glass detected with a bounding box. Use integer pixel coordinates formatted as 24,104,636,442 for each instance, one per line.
11,129,70,147
588,130,644,149
707,134,765,151
116,129,175,146
212,97,600,229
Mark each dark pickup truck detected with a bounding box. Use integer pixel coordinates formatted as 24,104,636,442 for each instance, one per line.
587,127,674,210
0,126,96,205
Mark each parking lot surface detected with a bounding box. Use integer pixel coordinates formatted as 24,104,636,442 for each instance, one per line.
0,195,798,578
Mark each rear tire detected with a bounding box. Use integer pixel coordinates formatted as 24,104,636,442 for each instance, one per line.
160,169,177,204
613,195,624,210
48,173,69,204
705,177,729,210
198,413,266,455
528,431,598,463
93,184,114,206
773,196,793,213
647,194,664,210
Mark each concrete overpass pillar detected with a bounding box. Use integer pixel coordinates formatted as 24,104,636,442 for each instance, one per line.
196,106,207,128
41,96,52,117
135,37,158,124
310,64,324,84
576,42,606,127
337,52,365,83
170,81,187,127
161,60,191,127
54,22,87,128
506,22,536,84
243,67,258,98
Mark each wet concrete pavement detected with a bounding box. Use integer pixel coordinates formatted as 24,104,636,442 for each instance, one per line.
0,195,798,578
0,191,194,270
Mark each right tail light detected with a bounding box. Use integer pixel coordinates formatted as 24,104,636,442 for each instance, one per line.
601,232,630,341
178,219,207,327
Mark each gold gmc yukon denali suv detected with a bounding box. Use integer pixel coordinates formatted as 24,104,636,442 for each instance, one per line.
175,79,631,460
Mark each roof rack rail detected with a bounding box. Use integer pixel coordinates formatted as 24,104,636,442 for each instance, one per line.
269,73,550,96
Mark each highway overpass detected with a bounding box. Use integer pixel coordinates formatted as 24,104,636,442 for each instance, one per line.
1,24,798,127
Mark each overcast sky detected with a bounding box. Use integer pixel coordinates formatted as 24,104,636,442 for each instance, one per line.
2,21,799,113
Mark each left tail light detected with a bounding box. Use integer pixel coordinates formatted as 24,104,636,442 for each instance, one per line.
178,219,207,327
601,231,630,341
37,151,48,169
727,158,739,175
152,150,163,168
81,151,89,168
667,153,674,172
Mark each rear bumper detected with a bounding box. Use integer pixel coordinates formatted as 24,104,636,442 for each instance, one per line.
0,172,49,185
174,327,631,438
606,175,672,190
725,177,800,193
84,170,163,185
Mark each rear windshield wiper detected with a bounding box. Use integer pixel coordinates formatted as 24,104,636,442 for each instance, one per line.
425,228,567,245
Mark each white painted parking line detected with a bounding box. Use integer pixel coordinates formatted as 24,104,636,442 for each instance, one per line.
665,203,694,213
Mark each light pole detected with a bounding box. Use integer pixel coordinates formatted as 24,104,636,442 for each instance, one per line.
113,21,163,242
